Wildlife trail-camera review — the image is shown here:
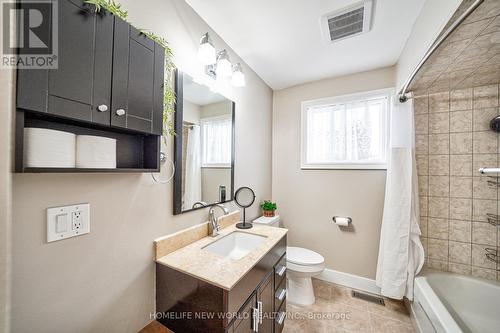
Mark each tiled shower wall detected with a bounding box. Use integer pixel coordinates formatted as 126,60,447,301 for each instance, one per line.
414,84,500,281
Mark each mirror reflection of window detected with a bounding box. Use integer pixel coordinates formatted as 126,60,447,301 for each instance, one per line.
201,114,232,167
177,73,234,213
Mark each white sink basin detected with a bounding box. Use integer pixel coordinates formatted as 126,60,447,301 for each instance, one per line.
203,231,267,260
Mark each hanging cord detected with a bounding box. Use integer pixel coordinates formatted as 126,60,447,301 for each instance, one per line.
151,152,175,184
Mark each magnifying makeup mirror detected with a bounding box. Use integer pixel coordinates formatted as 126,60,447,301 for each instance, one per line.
234,186,256,229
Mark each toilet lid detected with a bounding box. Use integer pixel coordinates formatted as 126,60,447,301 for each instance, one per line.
287,247,324,266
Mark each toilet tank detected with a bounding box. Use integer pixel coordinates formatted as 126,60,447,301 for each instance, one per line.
253,215,281,227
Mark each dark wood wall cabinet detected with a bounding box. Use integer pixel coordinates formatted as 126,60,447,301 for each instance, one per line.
156,236,287,333
15,0,164,173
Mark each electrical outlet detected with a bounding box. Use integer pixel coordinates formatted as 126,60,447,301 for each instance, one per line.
47,203,90,242
72,211,83,230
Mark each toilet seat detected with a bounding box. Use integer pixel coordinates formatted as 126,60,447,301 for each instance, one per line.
287,246,324,266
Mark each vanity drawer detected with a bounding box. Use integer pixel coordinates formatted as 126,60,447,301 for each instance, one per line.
274,274,287,311
274,299,286,333
274,254,287,289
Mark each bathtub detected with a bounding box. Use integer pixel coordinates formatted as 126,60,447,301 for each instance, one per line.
412,271,500,333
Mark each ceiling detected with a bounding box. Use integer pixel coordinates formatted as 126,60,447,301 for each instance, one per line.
409,0,500,94
186,0,426,90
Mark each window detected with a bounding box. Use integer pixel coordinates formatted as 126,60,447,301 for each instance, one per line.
200,115,232,167
301,89,391,169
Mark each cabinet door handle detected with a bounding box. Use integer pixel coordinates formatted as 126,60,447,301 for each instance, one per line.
252,307,259,332
97,104,108,112
257,300,263,324
276,288,287,301
276,265,286,276
116,109,126,116
276,311,286,326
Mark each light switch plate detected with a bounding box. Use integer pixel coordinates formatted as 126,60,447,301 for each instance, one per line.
47,203,90,242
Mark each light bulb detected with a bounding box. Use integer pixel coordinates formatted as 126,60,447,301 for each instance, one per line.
216,50,232,78
197,33,216,65
231,63,246,87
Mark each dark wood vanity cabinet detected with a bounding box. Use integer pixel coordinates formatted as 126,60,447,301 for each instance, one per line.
17,0,164,135
156,236,287,333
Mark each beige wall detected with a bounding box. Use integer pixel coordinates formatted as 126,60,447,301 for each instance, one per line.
272,67,395,279
415,86,500,280
10,1,272,332
0,66,14,333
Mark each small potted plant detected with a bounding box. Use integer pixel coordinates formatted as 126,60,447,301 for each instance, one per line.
261,200,277,217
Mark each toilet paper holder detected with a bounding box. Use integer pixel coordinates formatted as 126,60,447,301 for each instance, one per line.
332,216,352,225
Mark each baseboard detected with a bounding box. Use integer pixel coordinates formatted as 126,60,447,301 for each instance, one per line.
316,268,382,296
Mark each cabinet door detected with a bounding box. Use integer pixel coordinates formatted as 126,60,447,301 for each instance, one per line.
111,18,164,134
48,0,113,124
231,293,257,333
257,273,274,333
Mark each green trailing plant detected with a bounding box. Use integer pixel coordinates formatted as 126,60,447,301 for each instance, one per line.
260,200,277,212
85,0,176,139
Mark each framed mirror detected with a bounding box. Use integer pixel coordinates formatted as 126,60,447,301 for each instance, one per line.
173,70,235,214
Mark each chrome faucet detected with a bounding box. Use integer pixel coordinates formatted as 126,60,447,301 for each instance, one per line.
208,204,229,237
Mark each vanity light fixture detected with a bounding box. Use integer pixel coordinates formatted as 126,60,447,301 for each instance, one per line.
215,49,233,78
231,63,246,87
197,33,216,65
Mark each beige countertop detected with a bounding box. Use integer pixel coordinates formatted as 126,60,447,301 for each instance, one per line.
156,223,287,290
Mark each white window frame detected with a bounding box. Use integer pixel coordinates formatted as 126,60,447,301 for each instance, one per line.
200,114,232,168
300,88,393,170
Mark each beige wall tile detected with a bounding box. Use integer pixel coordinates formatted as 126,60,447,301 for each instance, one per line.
429,112,450,133
416,155,429,176
421,237,428,255
449,241,472,264
450,19,494,42
473,107,499,131
472,244,497,269
449,262,472,275
419,216,428,237
428,238,449,260
450,132,473,154
472,177,497,199
428,218,449,239
450,154,473,176
473,85,499,108
472,266,497,279
419,176,429,196
429,134,450,154
429,92,450,112
414,95,429,114
450,110,472,132
472,131,498,153
473,154,498,172
429,197,450,218
429,155,449,175
450,198,472,220
472,222,497,246
420,196,428,217
415,114,429,134
416,135,429,154
473,199,497,222
449,219,472,242
426,259,449,271
429,176,450,197
450,88,473,111
450,176,473,198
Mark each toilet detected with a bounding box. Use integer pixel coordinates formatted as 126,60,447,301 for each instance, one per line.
253,215,325,306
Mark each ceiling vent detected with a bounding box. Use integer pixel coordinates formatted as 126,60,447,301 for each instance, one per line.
320,0,374,43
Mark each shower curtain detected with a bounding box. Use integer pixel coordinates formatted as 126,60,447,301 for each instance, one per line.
184,125,201,210
376,98,425,300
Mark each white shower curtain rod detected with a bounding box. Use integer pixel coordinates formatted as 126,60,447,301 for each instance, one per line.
398,0,484,103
